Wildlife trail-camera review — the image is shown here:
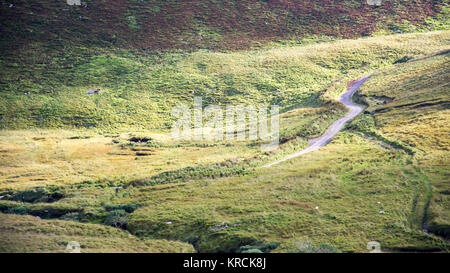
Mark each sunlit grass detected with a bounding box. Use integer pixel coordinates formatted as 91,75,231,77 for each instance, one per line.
0,31,449,253
355,51,450,239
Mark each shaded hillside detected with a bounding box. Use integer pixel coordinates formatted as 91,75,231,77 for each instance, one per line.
0,0,448,54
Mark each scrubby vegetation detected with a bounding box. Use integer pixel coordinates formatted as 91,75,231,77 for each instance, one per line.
0,1,448,253
0,213,195,253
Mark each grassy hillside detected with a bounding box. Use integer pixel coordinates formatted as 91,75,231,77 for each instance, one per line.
0,32,448,189
0,1,448,253
0,212,195,253
0,32,448,252
1,31,449,131
353,50,450,239
125,50,450,252
0,1,448,132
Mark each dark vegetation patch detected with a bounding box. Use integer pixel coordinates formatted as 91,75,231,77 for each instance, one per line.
427,223,450,239
70,179,125,190
104,203,140,213
68,135,92,139
0,191,140,229
60,212,83,221
117,137,161,149
393,56,413,64
1,186,65,203
103,209,129,229
0,201,82,219
129,136,152,143
135,152,153,156
369,95,394,105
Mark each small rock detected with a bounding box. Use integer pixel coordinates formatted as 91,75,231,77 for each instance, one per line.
212,222,227,231
86,88,101,95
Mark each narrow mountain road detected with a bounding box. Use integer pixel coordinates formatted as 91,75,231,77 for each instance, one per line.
262,74,371,168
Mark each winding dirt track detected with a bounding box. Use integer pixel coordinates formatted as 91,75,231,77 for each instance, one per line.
262,74,371,168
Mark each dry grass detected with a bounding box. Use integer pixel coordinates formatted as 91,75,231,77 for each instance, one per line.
0,130,261,191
